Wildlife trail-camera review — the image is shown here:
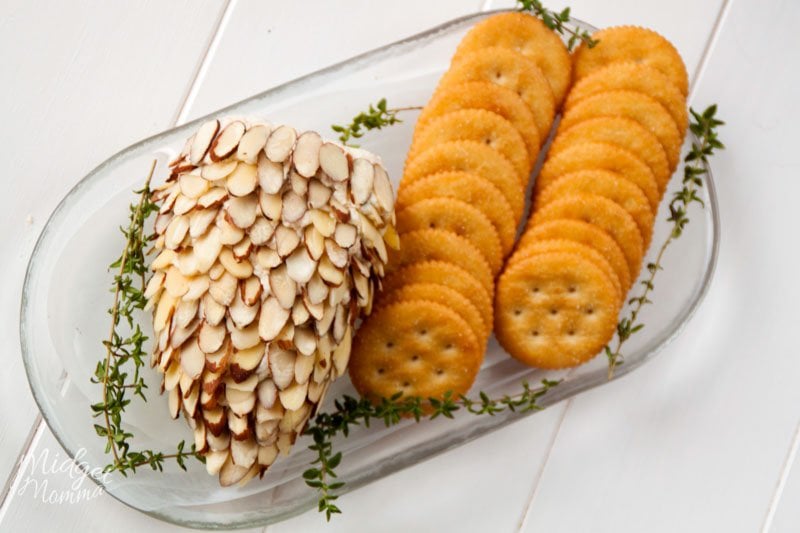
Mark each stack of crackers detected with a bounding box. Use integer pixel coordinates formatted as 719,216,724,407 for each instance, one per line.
349,12,569,400
496,26,689,369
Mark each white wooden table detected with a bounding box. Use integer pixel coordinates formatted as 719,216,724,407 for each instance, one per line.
1,0,798,531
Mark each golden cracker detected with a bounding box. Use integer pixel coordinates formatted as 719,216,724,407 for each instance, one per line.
379,283,489,343
536,170,655,249
416,81,541,158
452,12,572,105
388,229,494,295
565,62,688,133
518,219,632,292
495,252,621,369
572,25,689,95
510,239,622,303
409,109,531,183
559,90,683,172
403,141,524,223
530,193,644,280
537,141,660,210
396,197,504,274
438,47,556,137
350,300,482,400
551,116,671,190
395,171,517,256
381,260,494,332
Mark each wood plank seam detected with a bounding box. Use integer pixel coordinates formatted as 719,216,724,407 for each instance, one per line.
0,0,234,520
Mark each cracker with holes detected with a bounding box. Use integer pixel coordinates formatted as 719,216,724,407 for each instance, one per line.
531,193,644,280
565,63,688,133
349,301,483,400
387,229,494,295
519,219,632,292
403,141,524,222
495,252,621,369
381,261,493,332
396,198,503,274
452,12,572,105
409,109,531,183
509,240,622,303
572,26,689,95
551,117,670,188
536,170,655,248
437,47,556,136
396,172,517,255
417,81,541,157
537,141,660,211
559,90,683,173
379,283,489,343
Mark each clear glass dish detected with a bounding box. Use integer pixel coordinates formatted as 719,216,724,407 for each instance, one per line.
20,9,719,530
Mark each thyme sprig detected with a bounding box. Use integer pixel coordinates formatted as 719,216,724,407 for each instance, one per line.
517,0,598,50
331,98,420,146
303,379,561,520
91,160,203,475
605,105,725,378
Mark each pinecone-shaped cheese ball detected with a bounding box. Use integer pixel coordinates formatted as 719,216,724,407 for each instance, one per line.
144,118,398,486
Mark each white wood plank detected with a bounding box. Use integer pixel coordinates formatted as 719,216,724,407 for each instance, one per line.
522,1,800,531
0,0,225,506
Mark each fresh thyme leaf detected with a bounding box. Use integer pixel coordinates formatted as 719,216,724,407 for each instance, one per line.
303,379,560,519
517,0,598,51
330,98,420,147
92,160,204,475
605,105,725,378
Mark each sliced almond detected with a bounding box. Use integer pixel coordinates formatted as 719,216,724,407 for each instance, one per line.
373,163,395,213
237,124,270,164
205,341,231,373
329,198,351,222
319,143,349,181
276,322,295,350
211,120,246,162
350,158,375,204
226,373,259,392
154,293,177,334
249,217,276,246
259,296,290,341
164,267,190,299
179,173,209,199
334,223,357,249
202,292,227,326
194,226,223,273
333,302,347,343
209,261,225,281
295,353,314,385
172,194,197,216
151,249,177,271
199,321,226,353
306,274,329,305
290,169,308,196
293,131,323,177
279,381,309,411
308,179,332,209
219,455,250,487
219,248,253,279
359,201,384,229
230,322,261,350
226,193,259,229
168,386,181,419
257,152,285,194
154,212,172,236
304,226,325,261
257,379,278,409
257,401,285,423
318,255,344,286
204,408,227,437
217,215,245,246
383,223,400,250
269,347,296,390
292,299,310,326
164,215,189,250
257,431,280,451
227,388,257,416
269,264,297,309
171,317,200,349
232,236,253,261
229,412,251,441
315,302,335,336
173,297,199,327
303,295,324,321
309,209,336,237
262,201,286,237
359,216,388,263
231,436,258,468
307,379,328,404
281,191,307,224
200,386,219,411
230,343,265,382
144,271,165,300
189,207,218,238
294,326,317,356
242,276,262,306
198,187,228,208
265,125,297,163
332,325,352,376
256,248,281,269
274,225,300,257
286,246,317,284
325,239,348,269
202,158,238,181
205,450,228,476
182,381,200,417
202,365,225,395
208,430,231,452
159,188,179,214
176,250,200,277
329,282,350,307
282,402,312,433
190,119,220,165
209,270,238,306
184,276,210,301
226,162,258,197
277,431,294,456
